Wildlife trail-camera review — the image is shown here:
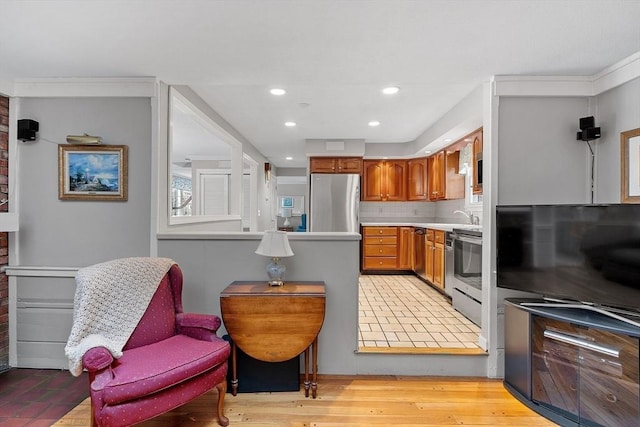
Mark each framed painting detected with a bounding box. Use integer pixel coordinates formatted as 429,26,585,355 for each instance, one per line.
58,144,128,201
621,128,640,204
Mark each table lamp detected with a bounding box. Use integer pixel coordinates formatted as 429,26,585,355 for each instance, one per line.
280,208,292,228
255,230,294,286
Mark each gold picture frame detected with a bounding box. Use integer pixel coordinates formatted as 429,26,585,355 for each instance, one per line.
621,128,640,203
58,145,128,201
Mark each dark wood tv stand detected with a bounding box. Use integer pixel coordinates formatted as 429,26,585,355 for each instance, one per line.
504,299,640,427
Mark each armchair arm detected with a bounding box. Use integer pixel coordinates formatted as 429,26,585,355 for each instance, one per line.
82,347,115,392
176,313,222,341
82,346,114,372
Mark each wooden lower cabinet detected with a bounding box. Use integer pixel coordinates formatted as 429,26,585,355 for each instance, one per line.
362,226,398,270
397,227,413,270
361,226,413,271
425,229,435,282
425,229,445,289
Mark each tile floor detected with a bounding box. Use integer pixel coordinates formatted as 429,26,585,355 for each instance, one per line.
358,274,482,350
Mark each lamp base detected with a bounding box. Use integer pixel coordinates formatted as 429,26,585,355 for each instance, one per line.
266,257,286,286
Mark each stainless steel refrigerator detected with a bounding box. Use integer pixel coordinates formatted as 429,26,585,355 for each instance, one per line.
309,174,360,232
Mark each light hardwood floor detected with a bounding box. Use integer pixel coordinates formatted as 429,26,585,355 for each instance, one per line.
54,375,557,426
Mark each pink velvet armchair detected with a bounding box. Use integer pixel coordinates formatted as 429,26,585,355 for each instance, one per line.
80,263,231,426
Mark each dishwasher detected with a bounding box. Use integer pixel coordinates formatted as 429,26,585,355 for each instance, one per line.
444,231,454,297
413,228,426,280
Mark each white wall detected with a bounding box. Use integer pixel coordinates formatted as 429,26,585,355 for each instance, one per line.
594,77,640,203
497,97,591,205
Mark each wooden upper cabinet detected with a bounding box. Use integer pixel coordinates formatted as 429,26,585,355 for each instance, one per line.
427,152,445,201
337,157,363,174
362,159,406,201
445,150,465,200
471,128,483,194
309,157,362,174
407,158,428,201
428,150,464,201
362,161,384,201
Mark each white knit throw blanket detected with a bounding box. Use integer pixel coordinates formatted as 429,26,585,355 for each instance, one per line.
65,257,176,376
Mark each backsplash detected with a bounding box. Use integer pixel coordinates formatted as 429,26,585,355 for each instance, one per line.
361,199,483,224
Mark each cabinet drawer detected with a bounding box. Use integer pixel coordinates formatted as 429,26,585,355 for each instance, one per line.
363,236,397,245
434,230,445,244
363,227,397,236
364,245,398,257
426,229,434,241
363,257,397,269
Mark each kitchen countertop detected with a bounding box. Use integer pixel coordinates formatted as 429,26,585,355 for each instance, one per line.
360,221,482,232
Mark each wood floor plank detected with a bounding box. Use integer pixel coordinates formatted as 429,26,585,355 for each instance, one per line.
53,375,558,426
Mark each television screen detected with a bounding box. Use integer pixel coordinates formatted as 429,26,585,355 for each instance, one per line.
496,204,640,316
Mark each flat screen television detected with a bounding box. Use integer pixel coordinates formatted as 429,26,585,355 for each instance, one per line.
496,204,640,320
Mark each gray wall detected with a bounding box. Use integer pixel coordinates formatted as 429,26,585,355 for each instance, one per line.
17,97,152,265
497,97,591,205
595,77,640,203
12,97,152,368
158,236,488,376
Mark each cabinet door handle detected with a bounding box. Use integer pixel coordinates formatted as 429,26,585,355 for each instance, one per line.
543,330,620,358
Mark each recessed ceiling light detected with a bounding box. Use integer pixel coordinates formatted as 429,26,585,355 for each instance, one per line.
285,156,293,161
424,150,432,154
284,121,296,127
270,88,286,96
382,86,400,95
444,138,452,142
368,121,380,127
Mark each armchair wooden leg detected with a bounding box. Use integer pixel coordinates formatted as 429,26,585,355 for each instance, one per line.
215,379,229,426
91,399,97,427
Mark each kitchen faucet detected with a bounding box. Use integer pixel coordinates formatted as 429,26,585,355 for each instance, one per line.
453,210,479,225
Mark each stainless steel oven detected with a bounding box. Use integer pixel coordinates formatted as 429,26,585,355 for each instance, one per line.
451,228,482,325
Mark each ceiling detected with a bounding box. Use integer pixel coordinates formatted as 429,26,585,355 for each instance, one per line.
2,1,640,167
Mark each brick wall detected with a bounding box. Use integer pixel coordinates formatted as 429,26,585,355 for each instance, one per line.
0,95,8,369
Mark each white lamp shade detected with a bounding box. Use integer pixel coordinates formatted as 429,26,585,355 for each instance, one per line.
255,230,294,257
279,208,292,218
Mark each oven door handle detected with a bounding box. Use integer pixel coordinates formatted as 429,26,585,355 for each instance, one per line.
453,235,482,245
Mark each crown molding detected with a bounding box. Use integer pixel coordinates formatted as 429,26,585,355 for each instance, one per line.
0,78,14,97
13,77,157,98
592,50,640,95
494,50,640,97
